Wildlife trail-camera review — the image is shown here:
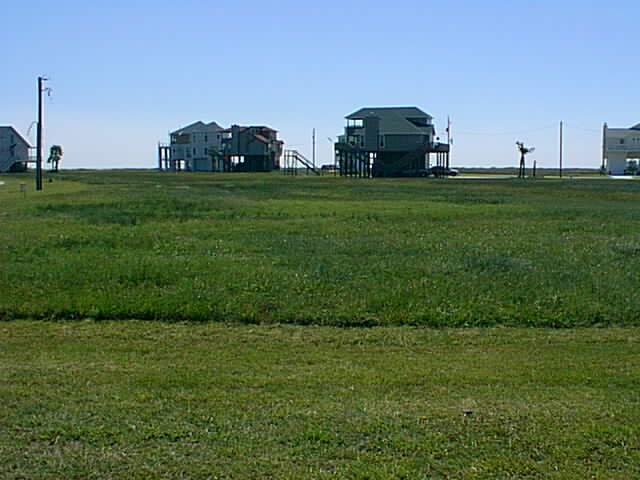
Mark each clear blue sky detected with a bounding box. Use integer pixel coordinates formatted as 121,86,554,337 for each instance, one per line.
2,0,638,169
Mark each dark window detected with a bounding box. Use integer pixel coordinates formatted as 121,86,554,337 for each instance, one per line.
407,117,430,128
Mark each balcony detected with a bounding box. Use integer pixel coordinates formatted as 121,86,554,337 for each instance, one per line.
345,126,364,137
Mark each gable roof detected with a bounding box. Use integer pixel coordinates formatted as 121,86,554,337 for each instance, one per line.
345,106,434,135
347,106,432,120
171,121,223,135
0,126,31,147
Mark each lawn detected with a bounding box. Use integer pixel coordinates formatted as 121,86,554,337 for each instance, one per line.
1,321,639,479
1,170,640,326
2,171,640,478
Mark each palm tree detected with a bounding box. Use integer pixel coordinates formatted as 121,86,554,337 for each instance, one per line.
47,145,63,172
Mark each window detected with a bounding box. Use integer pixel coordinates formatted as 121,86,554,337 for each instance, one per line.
620,139,625,145
193,147,197,155
204,148,208,155
407,117,430,128
204,135,208,142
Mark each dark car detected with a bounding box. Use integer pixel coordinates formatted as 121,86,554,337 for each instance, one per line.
395,168,431,177
429,166,459,176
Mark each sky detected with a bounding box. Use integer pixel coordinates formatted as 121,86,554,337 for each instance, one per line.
2,0,639,169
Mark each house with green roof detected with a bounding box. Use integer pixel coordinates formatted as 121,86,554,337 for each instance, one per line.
335,106,450,177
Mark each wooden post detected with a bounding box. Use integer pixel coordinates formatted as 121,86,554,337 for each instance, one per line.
559,121,564,178
36,77,44,191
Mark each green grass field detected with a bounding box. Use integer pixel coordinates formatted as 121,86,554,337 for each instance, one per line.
2,322,640,479
2,171,640,478
1,170,640,326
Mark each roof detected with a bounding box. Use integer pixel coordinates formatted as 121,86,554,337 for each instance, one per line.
231,125,278,132
171,121,223,135
345,107,434,135
224,125,279,135
0,126,31,147
607,123,640,133
347,106,433,120
253,134,271,144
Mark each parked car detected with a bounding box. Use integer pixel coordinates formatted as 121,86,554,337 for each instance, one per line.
395,168,431,177
429,166,459,176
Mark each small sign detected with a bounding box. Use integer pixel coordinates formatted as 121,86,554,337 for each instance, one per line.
19,183,26,197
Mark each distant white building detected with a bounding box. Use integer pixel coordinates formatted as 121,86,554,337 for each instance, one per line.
0,126,31,173
167,121,225,172
603,123,640,175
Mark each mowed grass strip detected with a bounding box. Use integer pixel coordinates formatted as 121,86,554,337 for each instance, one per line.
2,171,640,326
1,321,639,479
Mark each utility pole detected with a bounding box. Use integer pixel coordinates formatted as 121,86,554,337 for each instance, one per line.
446,116,451,169
36,76,47,191
312,128,316,169
602,123,608,173
559,121,564,179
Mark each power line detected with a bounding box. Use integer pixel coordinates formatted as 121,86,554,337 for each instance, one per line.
564,124,601,133
454,123,557,137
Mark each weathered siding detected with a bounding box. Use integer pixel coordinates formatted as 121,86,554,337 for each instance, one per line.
383,134,429,152
0,127,30,173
